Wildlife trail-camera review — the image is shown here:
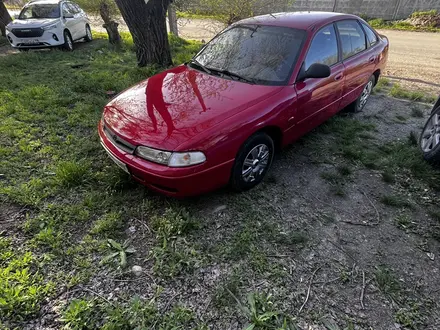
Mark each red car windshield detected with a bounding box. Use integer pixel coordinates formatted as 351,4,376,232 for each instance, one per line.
193,24,306,85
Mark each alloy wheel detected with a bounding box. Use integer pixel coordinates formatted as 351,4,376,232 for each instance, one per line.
86,26,92,40
359,80,373,110
421,112,440,152
66,34,73,50
242,144,270,183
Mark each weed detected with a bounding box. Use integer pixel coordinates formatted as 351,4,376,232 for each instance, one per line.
411,10,438,18
410,107,424,118
101,239,136,269
381,171,396,184
238,292,296,330
395,115,408,122
337,165,352,176
389,84,437,103
213,269,243,308
408,131,418,146
380,195,413,208
55,160,90,187
61,299,95,330
395,213,414,230
374,266,401,301
429,209,440,222
395,304,423,329
0,238,54,320
90,212,123,237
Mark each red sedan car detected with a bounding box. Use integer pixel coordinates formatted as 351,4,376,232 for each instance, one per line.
99,12,389,197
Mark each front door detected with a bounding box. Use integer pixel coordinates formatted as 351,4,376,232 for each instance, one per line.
286,23,345,140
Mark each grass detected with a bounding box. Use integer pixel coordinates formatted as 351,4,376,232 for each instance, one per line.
0,31,204,327
389,83,437,103
380,194,413,208
411,10,438,18
369,18,440,32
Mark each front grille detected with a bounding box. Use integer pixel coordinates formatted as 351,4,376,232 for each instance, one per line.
12,28,44,38
103,124,136,154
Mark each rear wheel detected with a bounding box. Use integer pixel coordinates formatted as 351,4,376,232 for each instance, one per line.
61,31,74,51
230,132,274,191
347,75,375,113
420,106,440,163
84,25,92,42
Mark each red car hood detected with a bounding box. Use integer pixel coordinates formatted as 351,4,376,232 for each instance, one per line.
103,65,283,151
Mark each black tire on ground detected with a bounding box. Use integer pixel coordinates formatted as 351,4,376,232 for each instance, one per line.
61,30,74,51
84,24,92,42
347,75,376,113
420,106,440,164
230,132,274,192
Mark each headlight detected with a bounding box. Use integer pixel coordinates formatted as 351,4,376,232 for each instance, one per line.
168,151,206,167
135,146,171,165
42,23,59,30
135,146,206,167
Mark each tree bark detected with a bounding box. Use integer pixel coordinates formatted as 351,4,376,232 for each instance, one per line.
114,0,173,67
0,1,12,37
100,1,121,45
168,4,178,36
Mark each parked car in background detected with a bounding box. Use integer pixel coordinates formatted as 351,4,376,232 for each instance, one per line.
420,96,440,163
99,11,389,197
5,0,92,51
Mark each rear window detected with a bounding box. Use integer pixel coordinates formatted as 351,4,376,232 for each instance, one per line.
361,22,378,48
336,20,367,59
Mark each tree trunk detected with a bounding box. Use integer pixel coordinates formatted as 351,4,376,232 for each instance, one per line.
114,0,173,67
100,2,121,45
168,4,178,36
0,1,12,37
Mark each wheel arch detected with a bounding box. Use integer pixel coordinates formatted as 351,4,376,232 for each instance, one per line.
432,96,440,114
255,125,283,151
373,69,381,86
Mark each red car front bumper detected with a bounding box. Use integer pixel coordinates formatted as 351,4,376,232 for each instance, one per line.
98,121,234,197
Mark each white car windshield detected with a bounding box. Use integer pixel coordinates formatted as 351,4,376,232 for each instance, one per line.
19,4,61,19
192,24,306,85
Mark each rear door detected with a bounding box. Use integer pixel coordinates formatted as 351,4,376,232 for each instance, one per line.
70,2,87,38
336,20,375,108
290,23,345,139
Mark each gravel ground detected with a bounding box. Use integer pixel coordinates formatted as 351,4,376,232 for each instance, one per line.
377,29,440,94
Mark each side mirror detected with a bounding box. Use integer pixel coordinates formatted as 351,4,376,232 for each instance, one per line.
63,13,74,19
297,63,331,81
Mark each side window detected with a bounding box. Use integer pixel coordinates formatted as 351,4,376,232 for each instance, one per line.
361,22,378,47
304,24,339,70
336,20,367,59
66,3,79,14
62,3,72,16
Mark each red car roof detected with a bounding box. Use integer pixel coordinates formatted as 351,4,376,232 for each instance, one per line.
236,11,360,30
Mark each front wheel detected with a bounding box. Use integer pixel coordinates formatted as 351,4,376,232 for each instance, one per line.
61,31,74,51
230,132,274,192
84,25,93,42
348,75,376,113
420,106,440,163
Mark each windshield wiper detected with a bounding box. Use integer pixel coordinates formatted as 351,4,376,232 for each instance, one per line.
188,59,211,74
210,68,255,84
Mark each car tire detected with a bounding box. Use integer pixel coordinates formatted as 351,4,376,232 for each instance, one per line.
347,75,376,113
420,105,440,164
84,25,93,42
61,30,74,51
230,132,274,192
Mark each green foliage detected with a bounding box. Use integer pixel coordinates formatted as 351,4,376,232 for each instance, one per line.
75,0,120,16
90,212,123,236
374,266,401,301
411,10,438,18
101,239,136,269
61,299,95,330
368,17,440,32
150,209,201,278
238,292,296,330
395,304,423,329
0,238,54,321
61,296,206,329
380,195,413,208
55,160,90,187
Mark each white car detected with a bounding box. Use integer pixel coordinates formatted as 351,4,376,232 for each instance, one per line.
5,0,92,51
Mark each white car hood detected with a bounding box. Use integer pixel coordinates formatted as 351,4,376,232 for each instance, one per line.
7,18,59,29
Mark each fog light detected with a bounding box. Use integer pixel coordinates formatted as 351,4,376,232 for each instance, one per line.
7,36,12,43
52,34,58,41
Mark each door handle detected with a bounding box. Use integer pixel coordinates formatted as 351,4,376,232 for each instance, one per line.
334,73,343,81
369,56,376,63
